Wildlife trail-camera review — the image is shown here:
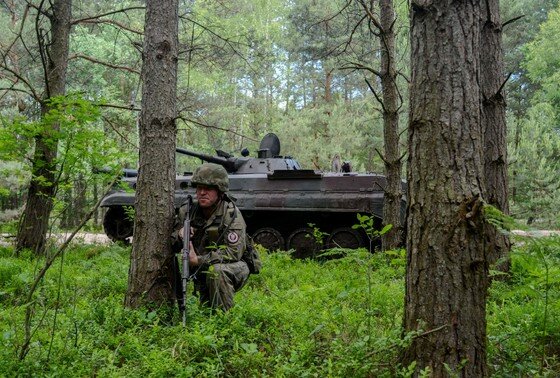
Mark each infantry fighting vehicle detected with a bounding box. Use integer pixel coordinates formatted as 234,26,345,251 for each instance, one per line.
100,133,405,258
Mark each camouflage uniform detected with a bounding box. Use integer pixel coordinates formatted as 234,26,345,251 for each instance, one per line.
175,163,250,311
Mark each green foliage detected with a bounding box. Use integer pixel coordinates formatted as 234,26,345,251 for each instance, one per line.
524,4,560,109
0,237,559,376
123,206,135,222
508,103,560,227
508,2,560,227
0,94,122,177
274,102,386,171
353,213,392,252
483,204,517,232
0,242,407,376
307,222,328,247
487,236,560,376
0,93,126,230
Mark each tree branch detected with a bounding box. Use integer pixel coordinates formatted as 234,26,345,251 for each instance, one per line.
496,72,513,97
35,0,50,98
502,15,524,29
0,85,36,103
71,6,145,25
179,15,258,75
341,61,382,78
69,53,141,74
375,147,388,165
101,114,138,149
397,71,410,83
0,64,42,101
75,19,142,35
341,14,369,54
365,77,386,113
97,102,140,112
357,0,382,31
26,0,52,19
176,116,260,142
2,3,31,58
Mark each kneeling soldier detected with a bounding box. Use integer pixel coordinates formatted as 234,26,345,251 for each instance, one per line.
175,163,250,311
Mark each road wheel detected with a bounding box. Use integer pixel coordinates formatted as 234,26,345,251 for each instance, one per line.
287,227,320,259
252,227,285,251
103,206,134,242
326,227,365,249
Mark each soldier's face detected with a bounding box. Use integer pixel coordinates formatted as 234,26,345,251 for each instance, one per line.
196,185,220,208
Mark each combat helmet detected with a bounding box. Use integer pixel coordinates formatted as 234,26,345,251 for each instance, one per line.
190,163,229,192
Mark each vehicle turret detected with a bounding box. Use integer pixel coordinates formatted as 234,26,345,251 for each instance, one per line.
175,133,301,174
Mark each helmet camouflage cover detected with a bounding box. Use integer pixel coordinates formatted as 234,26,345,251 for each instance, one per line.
190,163,229,192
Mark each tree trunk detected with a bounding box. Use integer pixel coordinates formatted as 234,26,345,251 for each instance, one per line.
481,0,510,270
93,178,99,226
74,174,86,227
324,69,332,103
404,2,489,376
16,0,71,254
379,0,403,251
125,0,179,309
60,187,72,229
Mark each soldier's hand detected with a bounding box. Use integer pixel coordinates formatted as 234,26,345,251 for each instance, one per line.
179,227,195,239
189,243,198,266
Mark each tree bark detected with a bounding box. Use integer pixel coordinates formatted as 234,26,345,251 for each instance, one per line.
481,0,510,270
404,2,489,376
379,0,404,251
324,68,332,103
16,0,71,254
125,0,179,309
74,174,86,227
60,187,72,229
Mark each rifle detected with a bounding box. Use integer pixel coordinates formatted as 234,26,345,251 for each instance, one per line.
181,195,193,327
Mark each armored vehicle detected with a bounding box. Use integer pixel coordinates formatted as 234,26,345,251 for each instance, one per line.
100,133,405,258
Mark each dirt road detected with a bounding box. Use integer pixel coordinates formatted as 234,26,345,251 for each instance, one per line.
2,230,557,248
0,232,112,247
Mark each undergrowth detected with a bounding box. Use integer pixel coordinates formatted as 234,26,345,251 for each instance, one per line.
0,236,558,377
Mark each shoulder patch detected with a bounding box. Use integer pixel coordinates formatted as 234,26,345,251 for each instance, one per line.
227,232,239,244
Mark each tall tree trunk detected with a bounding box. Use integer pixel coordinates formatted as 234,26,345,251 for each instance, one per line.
324,68,332,103
74,174,86,227
379,0,403,251
302,74,307,108
16,0,71,254
404,2,489,376
481,0,510,270
93,178,99,226
125,0,179,309
60,187,72,229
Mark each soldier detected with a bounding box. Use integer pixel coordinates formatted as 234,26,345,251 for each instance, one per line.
331,154,341,172
341,161,352,173
175,163,250,311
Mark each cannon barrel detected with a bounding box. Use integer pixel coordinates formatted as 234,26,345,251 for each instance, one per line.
176,147,238,172
93,166,138,177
